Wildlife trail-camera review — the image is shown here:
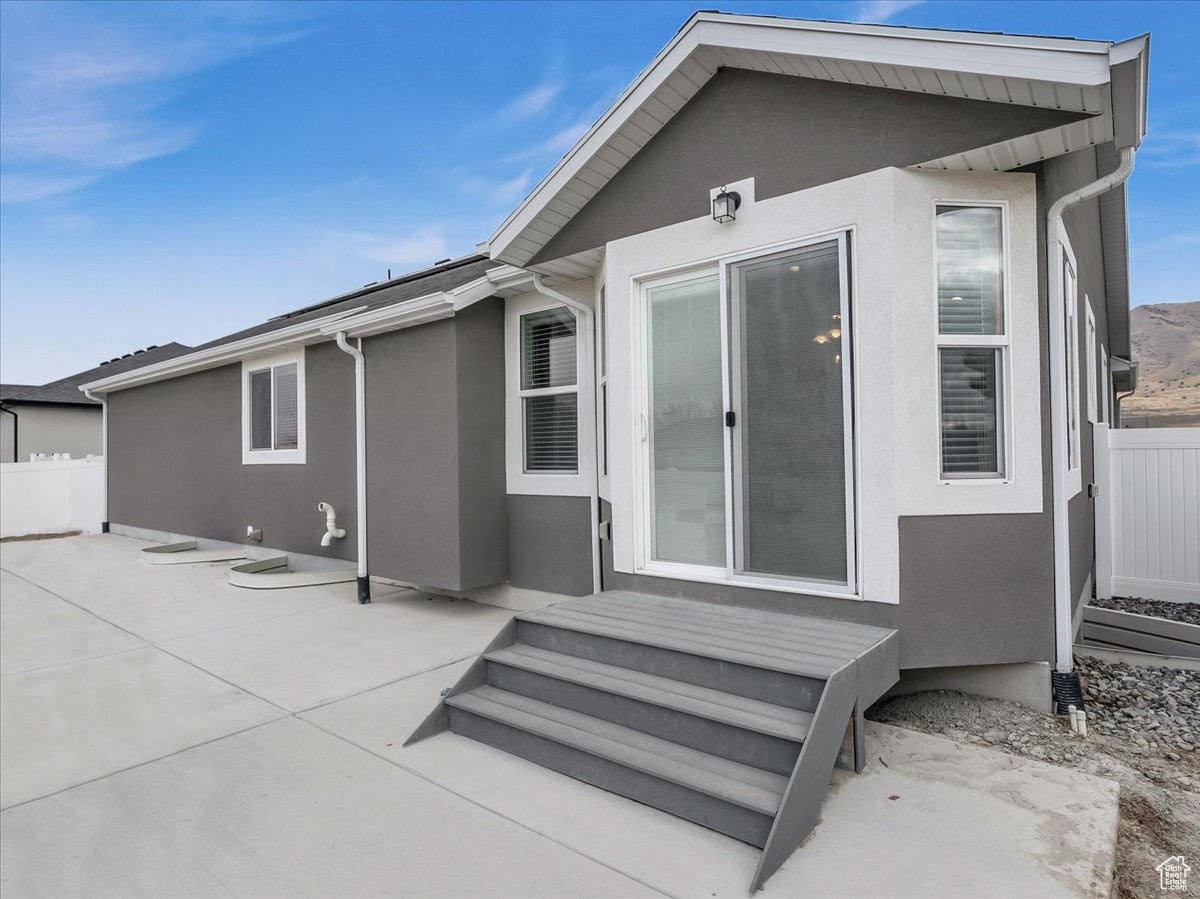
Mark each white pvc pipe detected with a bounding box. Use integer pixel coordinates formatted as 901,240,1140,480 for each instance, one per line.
1047,145,1135,673
528,274,603,595
82,388,108,531
318,501,347,546
334,331,370,603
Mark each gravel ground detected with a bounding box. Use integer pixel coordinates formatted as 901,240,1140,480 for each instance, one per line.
870,655,1199,899
1089,594,1200,626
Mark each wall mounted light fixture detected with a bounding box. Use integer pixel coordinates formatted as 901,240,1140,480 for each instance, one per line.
712,186,741,223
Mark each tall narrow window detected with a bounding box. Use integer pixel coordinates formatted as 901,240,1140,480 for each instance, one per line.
936,204,1007,478
1100,346,1111,424
598,285,609,478
520,307,578,472
1085,299,1098,424
1063,257,1080,473
244,352,305,464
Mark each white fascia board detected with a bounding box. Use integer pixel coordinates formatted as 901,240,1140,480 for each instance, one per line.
318,293,453,339
486,12,1119,265
315,276,500,339
1109,34,1150,148
78,307,366,395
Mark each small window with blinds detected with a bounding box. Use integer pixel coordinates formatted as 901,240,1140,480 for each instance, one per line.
244,354,304,463
520,307,578,472
936,203,1008,479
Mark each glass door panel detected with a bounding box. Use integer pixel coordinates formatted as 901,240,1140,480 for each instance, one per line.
729,239,850,584
647,275,726,567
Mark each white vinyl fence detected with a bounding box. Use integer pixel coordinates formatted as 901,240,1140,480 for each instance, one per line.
0,457,104,538
1094,425,1200,603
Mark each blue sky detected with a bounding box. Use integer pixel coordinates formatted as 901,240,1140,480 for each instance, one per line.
1,0,1196,384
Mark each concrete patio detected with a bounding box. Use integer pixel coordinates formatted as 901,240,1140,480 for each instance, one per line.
1,534,1120,898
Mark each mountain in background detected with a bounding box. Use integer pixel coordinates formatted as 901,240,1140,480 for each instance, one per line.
1121,300,1200,428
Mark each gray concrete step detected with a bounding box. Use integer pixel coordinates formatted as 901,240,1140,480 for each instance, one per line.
446,686,785,846
485,643,811,774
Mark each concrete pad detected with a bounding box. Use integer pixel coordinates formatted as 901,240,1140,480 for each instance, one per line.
1,570,145,676
306,668,1119,899
163,590,513,712
1,647,281,808
1,535,389,642
0,717,661,899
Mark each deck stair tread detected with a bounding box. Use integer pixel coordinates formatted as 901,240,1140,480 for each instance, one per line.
486,644,813,742
520,595,891,677
447,686,787,815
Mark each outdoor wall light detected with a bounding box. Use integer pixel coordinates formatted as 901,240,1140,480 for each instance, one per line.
712,186,741,223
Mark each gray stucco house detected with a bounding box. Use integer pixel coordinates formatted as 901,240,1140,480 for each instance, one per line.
80,14,1149,887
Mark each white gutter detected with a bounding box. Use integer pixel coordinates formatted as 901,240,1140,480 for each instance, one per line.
82,388,108,531
1047,145,1135,673
523,273,603,596
334,331,371,604
78,306,367,395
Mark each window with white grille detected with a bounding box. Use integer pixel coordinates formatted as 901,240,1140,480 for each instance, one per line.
520,307,578,472
935,204,1008,479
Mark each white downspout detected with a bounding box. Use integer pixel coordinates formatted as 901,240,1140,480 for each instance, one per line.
529,274,603,595
1047,145,1135,673
82,388,108,533
335,331,371,604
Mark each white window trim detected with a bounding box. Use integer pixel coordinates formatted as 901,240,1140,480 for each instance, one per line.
932,199,1013,483
630,230,858,599
241,347,306,465
596,271,611,499
1085,297,1098,424
505,292,594,496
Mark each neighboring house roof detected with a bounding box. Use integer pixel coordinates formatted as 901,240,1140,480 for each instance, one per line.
483,11,1149,275
1,343,193,406
80,255,506,394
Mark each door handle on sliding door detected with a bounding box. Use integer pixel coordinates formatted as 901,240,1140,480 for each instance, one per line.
639,411,648,442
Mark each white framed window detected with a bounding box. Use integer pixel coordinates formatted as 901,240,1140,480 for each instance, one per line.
242,348,306,465
597,282,609,482
1100,345,1111,424
1085,298,1098,424
505,291,596,497
1062,249,1082,494
934,203,1010,480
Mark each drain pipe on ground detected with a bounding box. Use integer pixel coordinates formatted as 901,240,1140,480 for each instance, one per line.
335,332,371,604
528,273,603,595
82,389,109,532
1046,145,1135,706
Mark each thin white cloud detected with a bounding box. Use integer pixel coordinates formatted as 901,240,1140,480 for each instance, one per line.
460,167,537,206
497,80,564,124
0,5,317,205
322,227,451,268
854,1,924,24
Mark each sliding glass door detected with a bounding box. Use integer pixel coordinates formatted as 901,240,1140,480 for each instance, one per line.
642,234,855,591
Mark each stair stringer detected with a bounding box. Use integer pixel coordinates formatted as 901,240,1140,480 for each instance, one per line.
749,659,858,893
404,618,518,747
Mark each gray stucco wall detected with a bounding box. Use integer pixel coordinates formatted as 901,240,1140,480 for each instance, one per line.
364,301,509,591
510,495,593,596
897,515,1054,667
108,342,356,559
108,301,510,591
2,405,102,462
533,69,1087,264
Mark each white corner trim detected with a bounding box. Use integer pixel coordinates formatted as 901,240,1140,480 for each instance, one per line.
241,347,307,466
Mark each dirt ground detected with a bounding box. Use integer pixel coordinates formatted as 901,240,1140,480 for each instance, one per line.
871,677,1199,898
